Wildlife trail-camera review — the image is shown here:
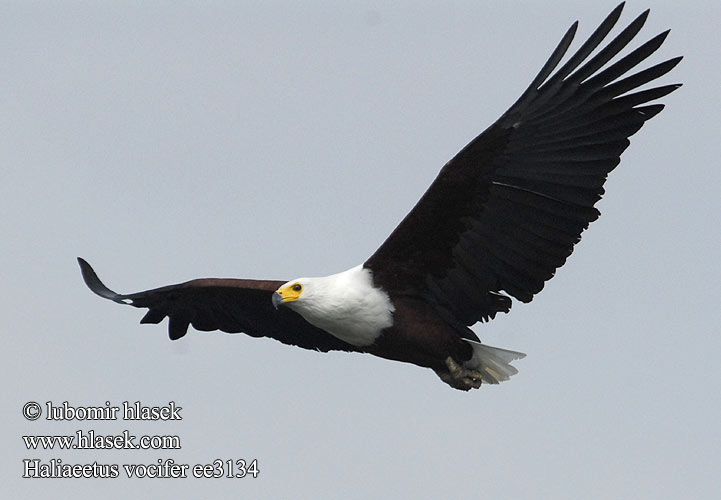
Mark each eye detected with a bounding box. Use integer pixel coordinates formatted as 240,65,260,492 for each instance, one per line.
292,284,302,292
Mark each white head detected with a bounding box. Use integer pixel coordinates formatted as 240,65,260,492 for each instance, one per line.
271,265,395,346
272,277,320,311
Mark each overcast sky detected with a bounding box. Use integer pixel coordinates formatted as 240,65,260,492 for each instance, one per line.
4,1,720,498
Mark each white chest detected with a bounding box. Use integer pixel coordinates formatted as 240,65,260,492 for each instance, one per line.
287,265,395,347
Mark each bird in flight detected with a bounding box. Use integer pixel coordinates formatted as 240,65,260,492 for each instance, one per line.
79,3,681,390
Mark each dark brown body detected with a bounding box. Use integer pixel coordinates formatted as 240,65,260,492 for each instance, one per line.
366,296,474,374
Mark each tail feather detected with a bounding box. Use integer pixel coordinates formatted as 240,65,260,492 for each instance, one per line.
464,340,526,384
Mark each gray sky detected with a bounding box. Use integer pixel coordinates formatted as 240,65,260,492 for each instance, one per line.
4,1,720,498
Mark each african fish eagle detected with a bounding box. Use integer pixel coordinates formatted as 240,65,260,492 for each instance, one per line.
79,3,681,390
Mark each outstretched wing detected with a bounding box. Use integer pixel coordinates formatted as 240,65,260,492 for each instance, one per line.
365,4,681,325
77,258,358,352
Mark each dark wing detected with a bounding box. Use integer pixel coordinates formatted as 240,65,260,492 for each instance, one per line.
77,258,358,352
365,4,681,325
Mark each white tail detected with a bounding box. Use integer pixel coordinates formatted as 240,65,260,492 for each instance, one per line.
463,340,526,384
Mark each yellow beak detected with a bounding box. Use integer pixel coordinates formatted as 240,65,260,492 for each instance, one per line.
272,284,302,309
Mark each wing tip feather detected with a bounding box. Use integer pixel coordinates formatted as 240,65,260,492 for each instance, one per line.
77,257,127,303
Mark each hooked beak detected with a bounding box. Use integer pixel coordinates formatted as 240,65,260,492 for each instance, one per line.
272,291,283,310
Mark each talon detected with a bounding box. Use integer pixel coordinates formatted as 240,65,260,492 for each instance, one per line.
436,356,485,391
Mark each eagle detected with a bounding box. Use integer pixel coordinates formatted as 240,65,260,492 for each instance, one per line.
79,3,681,391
